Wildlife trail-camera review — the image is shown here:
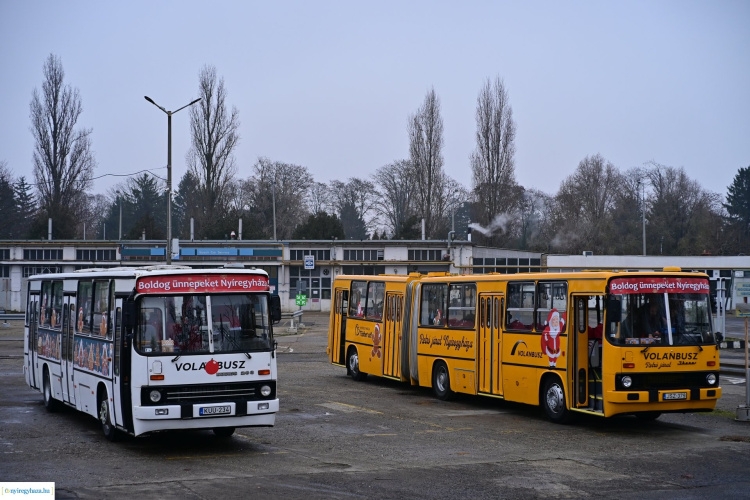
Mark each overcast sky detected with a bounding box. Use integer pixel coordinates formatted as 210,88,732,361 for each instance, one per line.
1,0,748,200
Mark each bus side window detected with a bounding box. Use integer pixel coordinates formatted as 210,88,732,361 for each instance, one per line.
507,282,534,331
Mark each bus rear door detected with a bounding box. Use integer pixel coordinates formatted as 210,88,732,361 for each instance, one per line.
382,292,404,379
478,294,503,396
62,298,75,405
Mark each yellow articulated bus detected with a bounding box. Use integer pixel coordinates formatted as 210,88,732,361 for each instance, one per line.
327,269,722,422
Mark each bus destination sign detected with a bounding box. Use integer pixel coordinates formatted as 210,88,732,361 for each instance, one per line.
136,274,270,294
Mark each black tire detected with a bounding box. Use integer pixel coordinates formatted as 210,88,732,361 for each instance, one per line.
432,361,453,401
347,347,367,381
542,377,571,423
213,427,236,438
635,411,662,421
99,391,119,442
42,369,59,412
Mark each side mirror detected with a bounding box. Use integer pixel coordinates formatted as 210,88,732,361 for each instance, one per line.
270,295,282,324
123,297,137,332
606,298,621,323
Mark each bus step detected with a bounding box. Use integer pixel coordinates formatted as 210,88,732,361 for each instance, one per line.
588,394,603,411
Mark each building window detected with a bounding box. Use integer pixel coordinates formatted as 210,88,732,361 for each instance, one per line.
290,249,330,261
0,265,9,278
0,249,9,260
290,265,331,300
76,249,117,261
23,249,63,261
408,249,442,261
343,249,383,261
23,266,62,277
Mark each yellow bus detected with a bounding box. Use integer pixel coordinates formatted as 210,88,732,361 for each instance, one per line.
327,269,722,422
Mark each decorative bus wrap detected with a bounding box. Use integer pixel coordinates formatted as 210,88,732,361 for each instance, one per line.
23,265,282,441
328,269,721,423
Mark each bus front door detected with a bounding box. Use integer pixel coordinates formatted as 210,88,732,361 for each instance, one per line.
331,288,348,365
478,294,503,396
382,292,404,379
572,295,590,408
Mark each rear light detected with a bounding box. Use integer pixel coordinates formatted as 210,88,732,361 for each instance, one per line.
259,369,271,375
707,361,716,367
150,374,165,381
623,363,635,369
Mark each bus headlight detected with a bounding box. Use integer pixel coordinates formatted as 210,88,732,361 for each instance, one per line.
260,385,272,397
706,373,717,385
621,376,633,389
149,390,162,403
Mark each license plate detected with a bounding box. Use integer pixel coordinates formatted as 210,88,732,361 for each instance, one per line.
199,405,231,416
663,392,687,400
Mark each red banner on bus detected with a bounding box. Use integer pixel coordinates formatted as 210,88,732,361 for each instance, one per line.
136,274,269,294
609,277,709,294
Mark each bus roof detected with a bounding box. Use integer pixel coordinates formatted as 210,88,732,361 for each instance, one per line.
27,265,270,282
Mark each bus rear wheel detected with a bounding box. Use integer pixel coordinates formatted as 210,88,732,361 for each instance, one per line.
213,427,236,438
98,391,119,442
43,369,59,412
347,347,367,381
432,361,453,401
542,377,571,423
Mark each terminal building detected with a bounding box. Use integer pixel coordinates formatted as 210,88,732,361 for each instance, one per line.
1,239,748,313
0,238,540,313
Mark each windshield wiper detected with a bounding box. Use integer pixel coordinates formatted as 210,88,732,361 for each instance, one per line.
219,315,252,359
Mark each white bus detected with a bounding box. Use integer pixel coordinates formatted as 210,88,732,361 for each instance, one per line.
23,265,282,440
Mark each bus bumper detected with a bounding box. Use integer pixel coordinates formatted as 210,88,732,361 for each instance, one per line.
131,398,279,436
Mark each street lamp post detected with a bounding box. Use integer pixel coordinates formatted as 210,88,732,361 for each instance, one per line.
637,179,646,255
641,180,646,256
116,190,122,240
144,95,201,264
272,179,277,241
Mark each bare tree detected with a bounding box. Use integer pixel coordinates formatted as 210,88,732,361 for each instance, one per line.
187,65,240,236
470,77,519,246
30,53,95,238
408,88,445,238
307,182,336,215
330,178,378,239
247,158,312,240
373,160,417,238
608,168,644,255
550,154,622,254
645,162,722,255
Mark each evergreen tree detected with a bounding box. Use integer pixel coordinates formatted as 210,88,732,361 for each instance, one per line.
0,165,18,238
724,166,750,235
14,177,37,234
339,200,368,239
292,212,345,240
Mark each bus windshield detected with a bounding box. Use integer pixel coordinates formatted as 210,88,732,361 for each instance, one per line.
136,294,272,355
610,291,715,346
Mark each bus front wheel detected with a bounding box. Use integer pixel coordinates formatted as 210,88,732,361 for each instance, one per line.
542,377,571,423
98,390,119,442
347,347,367,381
432,361,453,401
635,411,662,421
213,427,236,437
